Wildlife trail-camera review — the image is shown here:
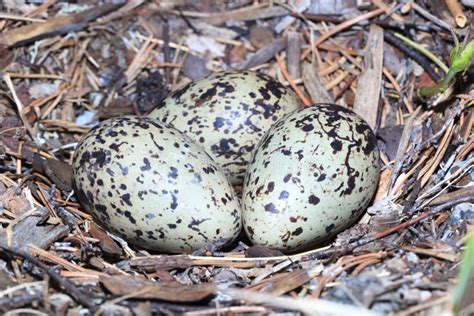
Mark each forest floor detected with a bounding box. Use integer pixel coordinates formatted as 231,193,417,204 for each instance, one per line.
0,1,473,315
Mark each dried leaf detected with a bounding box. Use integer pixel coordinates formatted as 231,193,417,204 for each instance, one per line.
100,275,215,302
88,223,122,256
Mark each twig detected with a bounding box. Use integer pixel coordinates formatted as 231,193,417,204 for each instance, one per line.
276,54,312,106
314,8,384,47
0,245,98,311
0,13,46,23
416,158,474,208
411,2,455,32
183,306,268,315
371,0,404,22
382,67,414,112
2,73,37,142
445,0,467,28
1,3,124,47
136,33,190,52
419,121,455,187
5,72,63,80
220,287,378,316
405,107,462,171
333,74,356,100
308,197,472,261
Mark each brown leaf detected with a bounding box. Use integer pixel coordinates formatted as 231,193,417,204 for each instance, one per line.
33,155,73,192
100,275,215,302
249,26,274,50
261,269,314,295
88,223,122,256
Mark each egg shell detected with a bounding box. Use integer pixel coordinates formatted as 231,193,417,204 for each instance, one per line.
242,104,380,252
148,70,301,184
72,116,242,253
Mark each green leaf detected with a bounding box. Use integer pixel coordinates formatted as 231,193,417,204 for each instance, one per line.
453,232,474,314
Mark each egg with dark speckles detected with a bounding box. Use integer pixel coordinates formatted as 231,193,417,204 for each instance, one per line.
148,70,301,184
242,104,380,252
72,116,242,253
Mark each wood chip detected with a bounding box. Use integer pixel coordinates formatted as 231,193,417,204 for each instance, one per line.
101,275,215,302
286,31,302,78
353,24,384,130
239,38,286,69
0,208,69,253
302,61,333,104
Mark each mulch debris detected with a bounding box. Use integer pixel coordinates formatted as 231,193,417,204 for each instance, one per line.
0,1,473,315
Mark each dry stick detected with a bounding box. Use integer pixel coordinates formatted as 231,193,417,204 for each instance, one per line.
405,107,462,173
2,74,37,142
315,8,385,46
0,13,46,23
313,253,385,297
395,296,450,316
1,3,124,47
309,196,473,261
333,75,356,100
0,0,54,32
371,0,404,21
276,54,312,106
411,2,454,32
419,121,455,187
382,67,414,113
5,72,63,80
95,0,145,24
183,306,268,315
169,186,462,268
0,245,97,311
417,158,474,208
444,0,467,28
457,138,473,160
352,257,381,276
182,5,288,25
221,287,377,316
162,18,171,86
24,0,56,19
326,70,350,91
306,8,384,58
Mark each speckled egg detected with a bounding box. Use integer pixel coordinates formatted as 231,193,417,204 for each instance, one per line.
72,116,241,253
148,70,301,184
242,104,380,252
